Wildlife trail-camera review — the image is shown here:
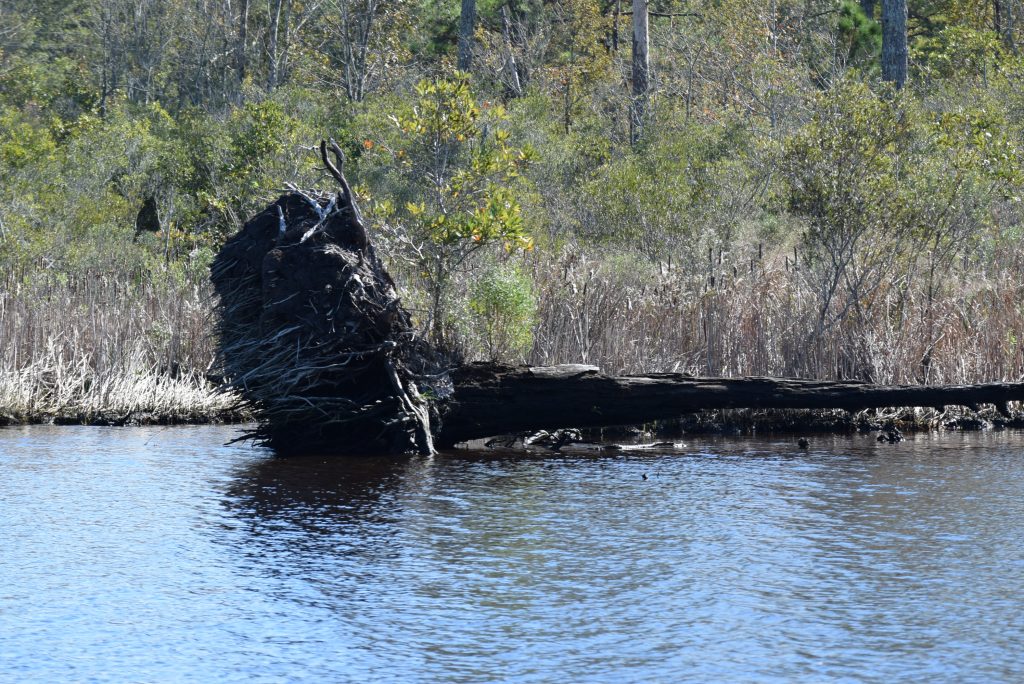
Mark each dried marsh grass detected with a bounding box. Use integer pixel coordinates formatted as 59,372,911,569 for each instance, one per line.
3,233,1021,430
525,245,1024,385
0,267,245,424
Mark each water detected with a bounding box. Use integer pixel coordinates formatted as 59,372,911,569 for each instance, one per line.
1,426,1023,683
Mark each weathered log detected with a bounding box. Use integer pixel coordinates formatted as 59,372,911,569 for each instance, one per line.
436,363,1024,446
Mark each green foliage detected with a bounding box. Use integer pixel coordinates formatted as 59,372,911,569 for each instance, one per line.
837,1,882,67
0,55,96,115
779,79,926,370
782,80,914,239
2,0,1024,377
222,101,298,211
914,25,1005,81
0,107,58,177
369,75,535,344
579,117,757,257
467,261,537,361
776,75,1020,377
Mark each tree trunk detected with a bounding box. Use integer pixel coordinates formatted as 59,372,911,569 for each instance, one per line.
881,0,907,88
458,0,476,72
215,185,1024,457
437,364,1024,446
267,0,283,90
994,0,1018,53
630,0,650,144
612,0,621,51
347,0,380,101
279,0,292,85
860,0,876,19
500,4,522,96
237,0,249,95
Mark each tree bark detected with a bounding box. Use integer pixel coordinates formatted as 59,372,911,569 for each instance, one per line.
458,0,476,72
860,0,876,19
994,0,1017,53
881,0,907,88
267,0,284,90
236,0,249,95
212,146,443,456
436,364,1024,445
630,0,650,144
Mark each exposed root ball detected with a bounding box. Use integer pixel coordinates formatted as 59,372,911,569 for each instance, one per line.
211,189,448,455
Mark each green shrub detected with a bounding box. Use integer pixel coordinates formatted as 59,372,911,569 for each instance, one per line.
468,262,537,362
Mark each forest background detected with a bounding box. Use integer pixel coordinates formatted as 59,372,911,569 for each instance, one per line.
2,0,1024,421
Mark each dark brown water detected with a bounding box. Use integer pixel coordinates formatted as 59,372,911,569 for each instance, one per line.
2,426,1023,682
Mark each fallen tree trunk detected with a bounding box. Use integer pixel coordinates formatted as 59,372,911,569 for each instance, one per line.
436,364,1024,446
211,151,1024,456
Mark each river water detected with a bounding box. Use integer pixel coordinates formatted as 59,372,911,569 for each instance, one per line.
1,426,1023,683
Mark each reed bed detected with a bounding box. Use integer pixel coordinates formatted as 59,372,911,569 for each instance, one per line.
0,265,245,424
3,233,1022,430
524,244,1024,385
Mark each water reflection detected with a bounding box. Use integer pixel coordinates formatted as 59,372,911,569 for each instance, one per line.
219,451,709,681
225,454,409,540
213,436,1024,682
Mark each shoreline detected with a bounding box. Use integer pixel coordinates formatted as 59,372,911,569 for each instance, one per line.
0,371,252,428
667,405,1024,435
0,408,252,428
527,405,1024,450
5,405,1010,437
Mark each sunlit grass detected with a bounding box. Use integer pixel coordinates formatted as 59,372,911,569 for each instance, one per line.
0,265,247,424
524,245,1024,384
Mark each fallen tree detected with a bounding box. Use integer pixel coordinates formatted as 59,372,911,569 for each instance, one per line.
211,145,1024,456
439,364,1024,446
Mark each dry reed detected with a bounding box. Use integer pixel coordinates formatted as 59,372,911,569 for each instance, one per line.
0,265,244,424
4,231,1021,430
523,244,1024,385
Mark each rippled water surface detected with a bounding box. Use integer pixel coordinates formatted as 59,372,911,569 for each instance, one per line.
2,426,1024,682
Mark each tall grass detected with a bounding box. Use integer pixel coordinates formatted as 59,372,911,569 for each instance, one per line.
3,233,1021,427
0,263,244,424
6,236,1015,428
523,244,1024,384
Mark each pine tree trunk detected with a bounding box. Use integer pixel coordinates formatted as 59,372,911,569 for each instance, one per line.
500,4,522,96
236,0,249,95
267,0,283,91
630,0,650,144
994,0,1018,53
458,0,476,72
881,0,907,88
